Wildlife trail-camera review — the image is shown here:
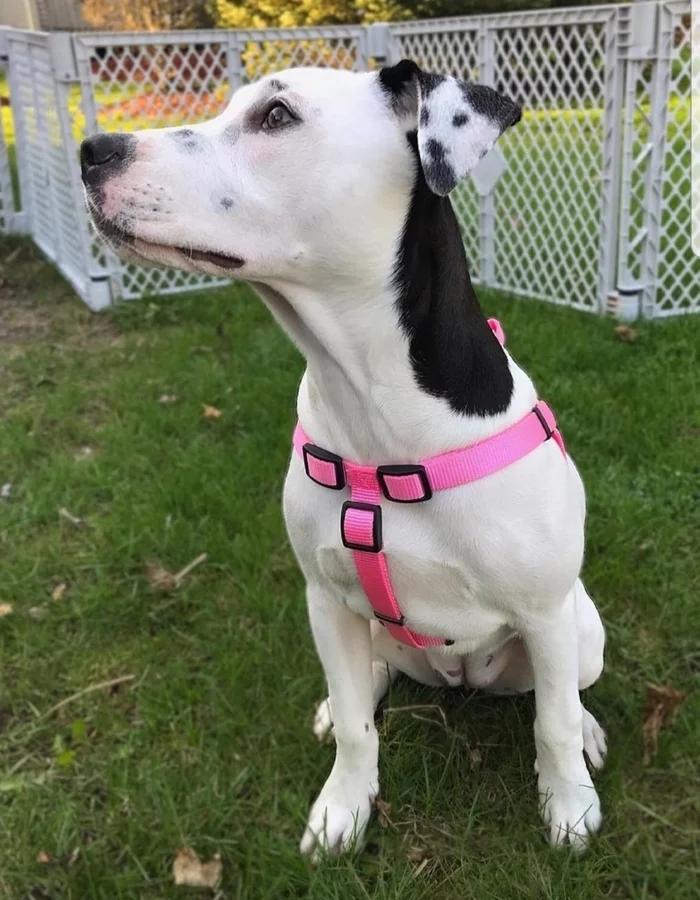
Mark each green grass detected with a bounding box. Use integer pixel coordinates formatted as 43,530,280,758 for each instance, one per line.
1,235,699,899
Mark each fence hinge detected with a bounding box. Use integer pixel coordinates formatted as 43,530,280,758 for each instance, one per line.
627,1,658,60
48,32,79,82
366,23,390,64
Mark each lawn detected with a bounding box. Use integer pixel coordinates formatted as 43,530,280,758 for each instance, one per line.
0,235,699,900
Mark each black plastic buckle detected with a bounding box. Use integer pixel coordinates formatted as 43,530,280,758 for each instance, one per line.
374,610,405,627
533,406,554,440
340,501,383,553
302,443,346,490
376,464,433,503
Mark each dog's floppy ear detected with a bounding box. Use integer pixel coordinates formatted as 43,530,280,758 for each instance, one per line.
379,59,521,196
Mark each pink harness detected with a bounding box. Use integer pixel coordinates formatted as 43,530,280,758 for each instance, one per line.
293,320,566,649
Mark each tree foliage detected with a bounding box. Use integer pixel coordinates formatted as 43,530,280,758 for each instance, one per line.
81,0,211,31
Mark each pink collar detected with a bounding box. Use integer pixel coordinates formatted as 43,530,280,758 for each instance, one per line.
292,320,565,649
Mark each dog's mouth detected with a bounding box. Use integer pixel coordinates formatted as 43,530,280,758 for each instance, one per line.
90,208,244,272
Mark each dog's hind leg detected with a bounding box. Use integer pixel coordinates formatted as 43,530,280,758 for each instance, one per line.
476,580,607,772
313,620,442,742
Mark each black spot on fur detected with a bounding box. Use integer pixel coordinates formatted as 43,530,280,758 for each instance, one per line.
220,197,233,210
424,138,455,195
171,129,202,153
452,112,469,127
222,124,241,144
416,71,444,98
460,82,521,128
419,106,430,127
268,78,288,92
392,132,513,417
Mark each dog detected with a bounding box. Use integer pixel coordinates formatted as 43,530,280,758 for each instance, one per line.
81,59,607,858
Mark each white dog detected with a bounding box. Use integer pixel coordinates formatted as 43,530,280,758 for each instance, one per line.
81,60,607,858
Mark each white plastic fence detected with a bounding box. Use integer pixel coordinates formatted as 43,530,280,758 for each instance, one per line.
0,1,697,317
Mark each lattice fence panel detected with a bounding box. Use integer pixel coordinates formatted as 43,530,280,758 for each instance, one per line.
237,29,363,82
391,26,481,279
654,5,700,316
491,19,609,310
77,32,235,299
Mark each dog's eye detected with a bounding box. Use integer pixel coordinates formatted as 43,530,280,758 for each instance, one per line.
263,103,294,131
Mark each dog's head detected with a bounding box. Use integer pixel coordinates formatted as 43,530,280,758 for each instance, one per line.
81,61,520,285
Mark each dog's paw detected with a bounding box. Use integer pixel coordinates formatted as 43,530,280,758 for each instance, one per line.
312,698,333,743
581,706,607,771
538,771,602,853
300,771,377,863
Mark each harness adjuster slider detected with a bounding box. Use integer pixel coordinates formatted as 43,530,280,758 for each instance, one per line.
533,405,554,440
302,443,345,490
374,610,405,627
340,501,382,553
377,463,433,503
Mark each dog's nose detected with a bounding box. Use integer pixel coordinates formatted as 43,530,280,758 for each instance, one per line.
80,133,133,183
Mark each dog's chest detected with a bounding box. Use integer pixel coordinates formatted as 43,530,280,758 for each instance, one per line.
315,543,511,651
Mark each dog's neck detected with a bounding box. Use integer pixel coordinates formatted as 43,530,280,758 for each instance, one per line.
254,153,526,463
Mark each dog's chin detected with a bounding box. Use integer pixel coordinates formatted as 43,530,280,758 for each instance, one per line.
91,215,245,276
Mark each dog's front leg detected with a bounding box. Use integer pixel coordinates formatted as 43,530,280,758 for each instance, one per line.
300,586,378,861
521,591,602,852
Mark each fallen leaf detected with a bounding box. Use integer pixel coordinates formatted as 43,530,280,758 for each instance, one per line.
158,394,179,404
51,582,69,602
147,553,207,593
406,844,426,863
0,483,11,501
615,325,639,342
374,797,393,829
642,683,687,763
469,747,483,770
146,562,178,593
36,851,51,864
202,404,222,420
28,606,49,621
0,604,13,618
172,847,222,890
74,446,94,462
68,847,80,866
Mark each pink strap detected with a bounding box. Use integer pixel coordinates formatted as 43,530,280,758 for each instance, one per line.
292,319,566,648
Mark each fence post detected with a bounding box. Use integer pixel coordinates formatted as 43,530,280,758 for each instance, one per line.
616,0,667,319
225,30,243,100
596,5,627,315
364,23,391,68
49,32,115,309
478,17,496,287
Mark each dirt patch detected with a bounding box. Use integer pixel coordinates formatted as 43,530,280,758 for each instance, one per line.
0,238,123,350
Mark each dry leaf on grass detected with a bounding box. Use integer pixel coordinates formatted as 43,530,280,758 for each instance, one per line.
469,747,482,770
375,797,393,829
642,683,687,763
147,553,208,593
36,851,51,864
406,844,426,863
51,582,69,602
172,847,222,890
202,404,222,420
158,394,179,404
615,325,639,343
74,446,94,462
0,603,13,618
0,483,11,501
28,606,49,621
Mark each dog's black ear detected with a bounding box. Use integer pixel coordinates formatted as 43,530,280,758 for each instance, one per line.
379,59,521,196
